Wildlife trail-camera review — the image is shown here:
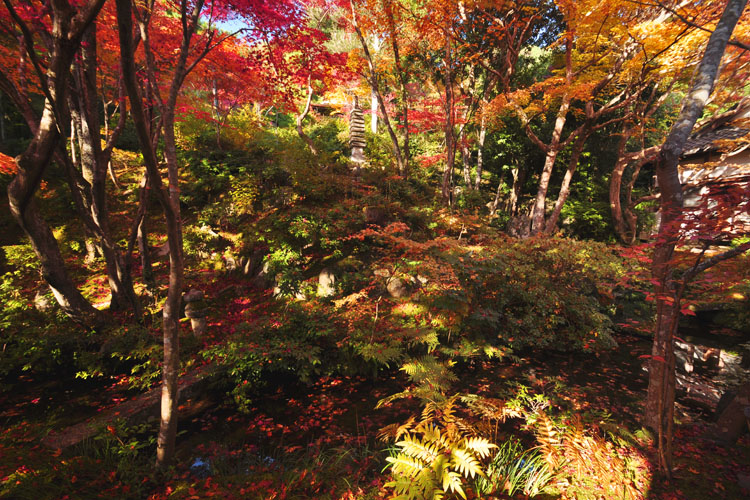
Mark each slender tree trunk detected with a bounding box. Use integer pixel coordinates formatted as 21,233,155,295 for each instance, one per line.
117,0,185,468
350,1,404,174
529,93,570,234
296,73,318,155
69,100,100,263
508,167,519,215
385,2,410,177
460,128,472,189
610,144,662,243
441,32,455,204
370,88,378,133
623,160,651,242
490,177,504,216
475,114,486,190
610,133,631,243
126,173,154,287
645,0,747,476
76,24,139,313
101,96,122,190
138,216,154,285
544,133,587,233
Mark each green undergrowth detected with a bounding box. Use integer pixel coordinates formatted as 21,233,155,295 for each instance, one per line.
6,116,750,500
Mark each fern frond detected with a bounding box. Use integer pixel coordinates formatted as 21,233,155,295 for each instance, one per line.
379,416,417,442
420,422,452,452
376,388,413,409
421,400,437,422
387,454,426,478
397,436,441,463
415,468,438,499
442,470,466,499
451,447,482,478
534,411,560,468
463,436,497,459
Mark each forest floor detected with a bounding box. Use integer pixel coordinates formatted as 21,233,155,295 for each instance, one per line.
1,280,748,499
2,151,750,499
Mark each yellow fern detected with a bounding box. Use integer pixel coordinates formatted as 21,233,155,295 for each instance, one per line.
385,396,497,500
534,412,561,468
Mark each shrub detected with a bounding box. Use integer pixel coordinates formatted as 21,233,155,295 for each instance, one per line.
453,237,624,352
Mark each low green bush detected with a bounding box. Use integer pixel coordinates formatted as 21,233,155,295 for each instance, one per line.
454,237,624,352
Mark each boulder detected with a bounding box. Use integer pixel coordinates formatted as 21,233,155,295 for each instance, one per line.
363,206,387,225
709,382,750,444
243,247,267,277
224,254,239,272
252,261,273,289
184,289,205,303
317,268,336,297
33,289,55,312
373,268,391,278
386,276,411,298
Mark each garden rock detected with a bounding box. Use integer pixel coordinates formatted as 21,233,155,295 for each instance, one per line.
708,382,750,444
363,206,387,225
33,289,54,312
317,268,336,297
243,247,267,277
224,254,239,272
252,261,273,289
373,268,391,278
675,372,722,410
387,276,411,298
675,340,726,375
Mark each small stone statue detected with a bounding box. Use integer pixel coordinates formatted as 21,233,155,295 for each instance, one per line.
349,96,366,172
183,289,207,337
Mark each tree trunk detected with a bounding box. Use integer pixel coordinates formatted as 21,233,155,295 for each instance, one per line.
490,177,504,216
126,173,154,288
529,94,570,234
475,114,486,190
441,32,455,204
544,133,587,234
609,134,662,244
645,0,747,476
138,216,154,285
350,1,404,175
460,127,472,189
296,73,318,155
609,134,631,243
5,2,105,326
76,23,139,314
385,2,410,177
508,165,525,215
370,88,378,133
529,39,573,235
117,0,186,468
